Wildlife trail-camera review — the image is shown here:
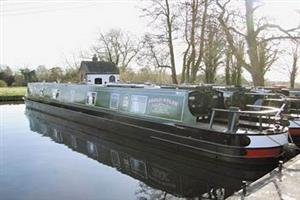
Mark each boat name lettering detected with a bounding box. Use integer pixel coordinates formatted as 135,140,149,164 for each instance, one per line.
148,97,179,107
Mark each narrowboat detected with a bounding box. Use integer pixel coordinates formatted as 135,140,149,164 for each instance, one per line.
247,88,300,145
280,89,300,144
25,82,289,165
24,57,289,165
26,108,275,199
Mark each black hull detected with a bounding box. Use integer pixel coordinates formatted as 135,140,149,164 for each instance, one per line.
25,98,283,165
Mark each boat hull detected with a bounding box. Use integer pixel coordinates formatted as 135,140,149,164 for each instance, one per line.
288,120,300,146
25,98,287,165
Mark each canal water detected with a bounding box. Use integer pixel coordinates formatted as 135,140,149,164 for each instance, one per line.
0,104,275,200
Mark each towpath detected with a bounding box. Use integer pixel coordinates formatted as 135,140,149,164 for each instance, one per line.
227,153,300,200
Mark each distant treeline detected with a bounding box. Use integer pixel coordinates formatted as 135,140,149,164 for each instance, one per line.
0,65,79,87
0,63,250,87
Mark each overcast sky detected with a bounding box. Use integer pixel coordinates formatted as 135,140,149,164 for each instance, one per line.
0,0,300,81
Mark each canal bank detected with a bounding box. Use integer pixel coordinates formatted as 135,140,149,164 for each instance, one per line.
0,87,26,102
0,95,23,102
227,153,300,200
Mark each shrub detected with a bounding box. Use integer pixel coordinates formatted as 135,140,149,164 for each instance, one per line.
0,80,8,87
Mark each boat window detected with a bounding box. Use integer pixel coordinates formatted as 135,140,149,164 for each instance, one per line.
110,150,121,168
70,135,77,149
87,141,98,158
86,92,97,106
110,93,120,109
52,128,63,143
130,95,148,114
95,78,102,84
130,158,147,178
109,75,116,83
120,95,130,111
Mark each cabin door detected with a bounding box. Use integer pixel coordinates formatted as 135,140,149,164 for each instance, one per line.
109,75,116,83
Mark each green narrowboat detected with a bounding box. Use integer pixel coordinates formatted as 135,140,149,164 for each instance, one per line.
25,82,289,165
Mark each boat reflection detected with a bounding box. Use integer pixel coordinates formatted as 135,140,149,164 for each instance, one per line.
25,108,275,199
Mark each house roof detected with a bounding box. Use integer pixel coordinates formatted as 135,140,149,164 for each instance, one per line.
80,61,119,74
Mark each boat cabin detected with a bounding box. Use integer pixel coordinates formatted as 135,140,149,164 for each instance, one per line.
79,55,120,85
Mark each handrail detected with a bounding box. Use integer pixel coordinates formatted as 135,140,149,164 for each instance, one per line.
265,97,300,102
212,106,281,115
209,105,284,132
245,92,284,96
245,104,280,110
285,97,300,102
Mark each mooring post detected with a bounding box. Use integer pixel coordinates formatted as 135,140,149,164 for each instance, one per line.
278,160,283,173
242,181,247,196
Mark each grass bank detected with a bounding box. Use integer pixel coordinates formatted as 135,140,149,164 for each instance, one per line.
0,87,27,96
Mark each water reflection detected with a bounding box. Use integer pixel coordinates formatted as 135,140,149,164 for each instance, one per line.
26,108,274,199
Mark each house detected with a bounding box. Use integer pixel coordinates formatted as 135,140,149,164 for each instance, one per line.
79,55,120,85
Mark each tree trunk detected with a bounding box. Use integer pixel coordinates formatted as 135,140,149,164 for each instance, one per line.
225,50,231,85
165,0,178,84
290,73,296,88
181,64,186,84
191,0,208,83
245,0,264,86
252,71,265,86
290,51,298,88
236,61,242,86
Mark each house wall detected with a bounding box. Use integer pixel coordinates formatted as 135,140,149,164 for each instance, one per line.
86,74,120,85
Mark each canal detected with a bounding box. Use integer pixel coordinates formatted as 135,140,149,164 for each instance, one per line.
0,104,277,200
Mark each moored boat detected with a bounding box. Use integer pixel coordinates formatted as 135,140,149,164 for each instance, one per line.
25,81,289,165
247,87,300,145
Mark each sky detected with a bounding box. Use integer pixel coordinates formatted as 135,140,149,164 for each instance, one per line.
0,0,300,82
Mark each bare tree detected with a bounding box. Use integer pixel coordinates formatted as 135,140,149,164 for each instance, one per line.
181,0,209,83
224,34,246,86
217,0,300,86
203,19,225,83
142,0,178,84
137,34,172,83
139,34,171,69
92,29,140,73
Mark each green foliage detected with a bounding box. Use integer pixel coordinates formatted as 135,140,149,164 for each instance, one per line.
12,74,25,86
48,67,63,82
36,65,49,81
0,80,7,87
61,67,80,83
0,65,80,85
0,66,14,86
19,68,37,85
36,66,79,83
